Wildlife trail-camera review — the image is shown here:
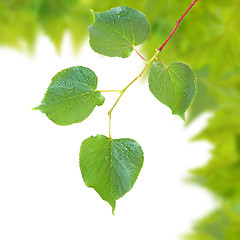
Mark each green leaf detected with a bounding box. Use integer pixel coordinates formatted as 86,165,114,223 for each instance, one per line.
185,202,240,240
148,62,197,120
88,5,150,58
188,107,240,198
34,66,105,126
79,134,144,214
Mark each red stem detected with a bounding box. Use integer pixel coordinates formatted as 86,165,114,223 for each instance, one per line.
133,46,146,61
158,0,198,52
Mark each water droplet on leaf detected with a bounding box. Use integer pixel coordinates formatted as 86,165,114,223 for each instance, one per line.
119,11,128,17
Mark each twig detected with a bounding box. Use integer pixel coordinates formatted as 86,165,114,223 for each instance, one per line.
158,0,198,52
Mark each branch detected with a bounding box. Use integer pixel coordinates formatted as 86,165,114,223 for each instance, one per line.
107,50,159,138
107,0,199,138
158,0,199,52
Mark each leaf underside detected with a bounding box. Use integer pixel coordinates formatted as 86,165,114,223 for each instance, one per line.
88,5,150,58
148,62,197,120
79,134,144,214
34,66,105,126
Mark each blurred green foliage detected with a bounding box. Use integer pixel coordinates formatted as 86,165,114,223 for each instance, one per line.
1,0,240,239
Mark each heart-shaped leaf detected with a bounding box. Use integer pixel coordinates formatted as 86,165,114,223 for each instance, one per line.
88,6,150,58
148,62,197,120
34,66,104,126
80,134,144,214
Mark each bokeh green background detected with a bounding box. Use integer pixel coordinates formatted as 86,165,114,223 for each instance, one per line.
1,0,240,239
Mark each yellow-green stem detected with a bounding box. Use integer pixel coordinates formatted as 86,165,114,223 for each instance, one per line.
97,90,122,93
108,49,160,139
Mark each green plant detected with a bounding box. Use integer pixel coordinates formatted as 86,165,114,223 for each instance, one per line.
34,1,198,214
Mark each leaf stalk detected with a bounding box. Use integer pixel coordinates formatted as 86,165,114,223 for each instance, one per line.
132,45,147,61
97,90,122,93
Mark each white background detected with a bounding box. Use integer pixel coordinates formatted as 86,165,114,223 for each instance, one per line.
0,34,215,240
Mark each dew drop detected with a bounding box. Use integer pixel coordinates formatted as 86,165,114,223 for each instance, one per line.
119,11,128,17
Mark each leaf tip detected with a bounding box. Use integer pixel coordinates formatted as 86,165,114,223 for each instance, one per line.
111,201,116,215
172,110,186,121
90,9,97,17
180,113,186,121
112,208,115,215
32,105,41,111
